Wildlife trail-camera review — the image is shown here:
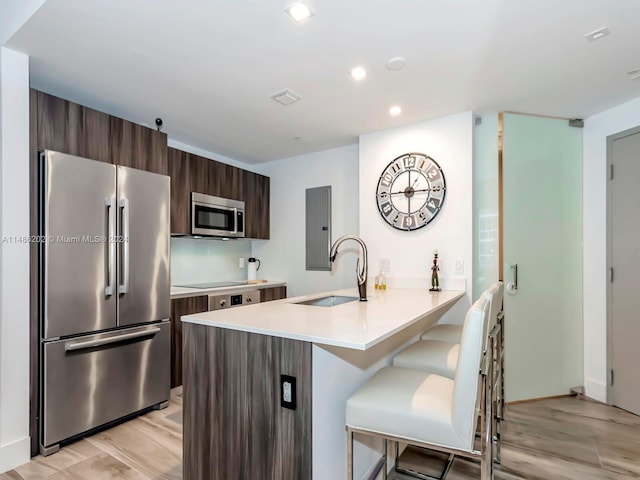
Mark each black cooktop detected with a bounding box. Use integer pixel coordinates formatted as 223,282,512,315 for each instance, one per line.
175,281,248,289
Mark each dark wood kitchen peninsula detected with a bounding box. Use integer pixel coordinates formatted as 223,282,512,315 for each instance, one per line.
181,288,464,480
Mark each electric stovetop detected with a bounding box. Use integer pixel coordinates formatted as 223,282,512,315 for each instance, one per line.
174,281,248,289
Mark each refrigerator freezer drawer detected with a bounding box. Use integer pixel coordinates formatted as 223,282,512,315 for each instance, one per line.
42,322,170,448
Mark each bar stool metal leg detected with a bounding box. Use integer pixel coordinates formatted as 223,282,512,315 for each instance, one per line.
347,428,354,480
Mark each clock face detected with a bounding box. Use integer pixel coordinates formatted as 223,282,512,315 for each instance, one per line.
375,153,446,231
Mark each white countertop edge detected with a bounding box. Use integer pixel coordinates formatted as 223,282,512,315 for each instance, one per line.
170,280,287,299
182,289,465,350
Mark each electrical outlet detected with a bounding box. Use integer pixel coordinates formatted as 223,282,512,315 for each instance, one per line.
239,257,245,268
280,374,297,410
455,258,464,274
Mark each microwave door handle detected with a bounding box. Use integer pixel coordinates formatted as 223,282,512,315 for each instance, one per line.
232,207,238,234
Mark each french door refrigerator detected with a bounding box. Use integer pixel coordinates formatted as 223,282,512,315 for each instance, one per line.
39,150,171,454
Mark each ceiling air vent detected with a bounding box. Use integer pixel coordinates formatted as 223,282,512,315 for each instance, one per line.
270,89,302,106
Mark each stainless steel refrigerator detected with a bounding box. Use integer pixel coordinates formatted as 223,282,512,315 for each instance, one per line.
39,150,170,454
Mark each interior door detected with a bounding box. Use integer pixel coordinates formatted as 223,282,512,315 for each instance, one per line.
502,114,583,401
609,127,640,416
117,166,170,326
42,151,117,338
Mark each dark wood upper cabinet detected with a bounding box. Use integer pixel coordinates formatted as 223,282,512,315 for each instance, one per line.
244,171,270,239
168,147,192,235
190,154,211,197
36,90,110,163
167,149,270,239
109,117,167,175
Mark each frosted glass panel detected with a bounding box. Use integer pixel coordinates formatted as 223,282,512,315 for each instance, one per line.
473,115,499,300
170,238,252,285
503,114,583,401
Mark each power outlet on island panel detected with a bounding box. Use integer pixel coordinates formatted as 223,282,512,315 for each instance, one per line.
280,374,297,410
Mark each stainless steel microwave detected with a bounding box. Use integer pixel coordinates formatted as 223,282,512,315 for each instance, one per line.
191,192,245,238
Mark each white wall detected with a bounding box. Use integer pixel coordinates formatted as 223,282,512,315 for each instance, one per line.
252,145,359,297
359,112,474,322
170,238,252,285
0,47,31,473
583,95,640,402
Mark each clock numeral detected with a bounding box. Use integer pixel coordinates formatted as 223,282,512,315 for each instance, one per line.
378,191,389,199
426,198,441,213
427,168,440,179
404,215,414,228
391,162,401,174
380,172,394,188
381,202,394,217
403,156,416,169
432,184,442,193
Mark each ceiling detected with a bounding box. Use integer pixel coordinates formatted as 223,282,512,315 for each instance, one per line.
6,0,640,164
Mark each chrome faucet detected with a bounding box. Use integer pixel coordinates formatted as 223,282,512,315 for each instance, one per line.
329,235,368,301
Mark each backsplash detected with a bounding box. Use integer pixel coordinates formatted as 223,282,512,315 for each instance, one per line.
170,238,252,285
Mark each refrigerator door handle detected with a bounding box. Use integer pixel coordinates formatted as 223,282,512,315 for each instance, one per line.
64,326,161,352
119,198,130,295
105,197,116,296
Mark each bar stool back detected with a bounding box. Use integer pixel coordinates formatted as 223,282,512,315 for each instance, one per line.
346,296,493,480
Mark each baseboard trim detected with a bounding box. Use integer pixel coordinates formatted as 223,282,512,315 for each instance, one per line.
506,394,571,406
0,436,31,474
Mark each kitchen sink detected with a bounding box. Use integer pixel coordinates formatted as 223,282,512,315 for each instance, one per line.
294,295,360,307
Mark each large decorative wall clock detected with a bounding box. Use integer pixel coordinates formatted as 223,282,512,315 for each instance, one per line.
375,152,446,231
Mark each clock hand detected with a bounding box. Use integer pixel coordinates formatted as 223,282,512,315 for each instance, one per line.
388,187,433,195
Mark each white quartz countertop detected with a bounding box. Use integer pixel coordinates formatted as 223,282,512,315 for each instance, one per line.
170,280,287,299
181,288,465,350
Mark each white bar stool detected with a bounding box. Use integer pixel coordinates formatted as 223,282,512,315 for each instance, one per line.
346,296,493,480
391,283,504,465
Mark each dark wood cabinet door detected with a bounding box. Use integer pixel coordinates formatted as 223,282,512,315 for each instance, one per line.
260,286,287,302
171,296,209,388
210,161,243,200
244,171,270,239
109,117,167,175
168,148,192,234
36,91,110,163
190,154,211,196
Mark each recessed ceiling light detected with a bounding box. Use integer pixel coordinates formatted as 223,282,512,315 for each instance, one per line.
350,67,367,81
389,106,402,116
585,27,610,42
386,57,407,71
286,2,314,23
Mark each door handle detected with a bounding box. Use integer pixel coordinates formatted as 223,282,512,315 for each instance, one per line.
65,327,161,352
507,263,518,294
232,207,238,234
105,197,116,296
119,198,130,294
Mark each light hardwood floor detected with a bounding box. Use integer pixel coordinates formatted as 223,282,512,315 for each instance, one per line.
2,392,639,479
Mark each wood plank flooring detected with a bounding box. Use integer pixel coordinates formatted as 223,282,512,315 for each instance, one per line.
2,393,639,479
